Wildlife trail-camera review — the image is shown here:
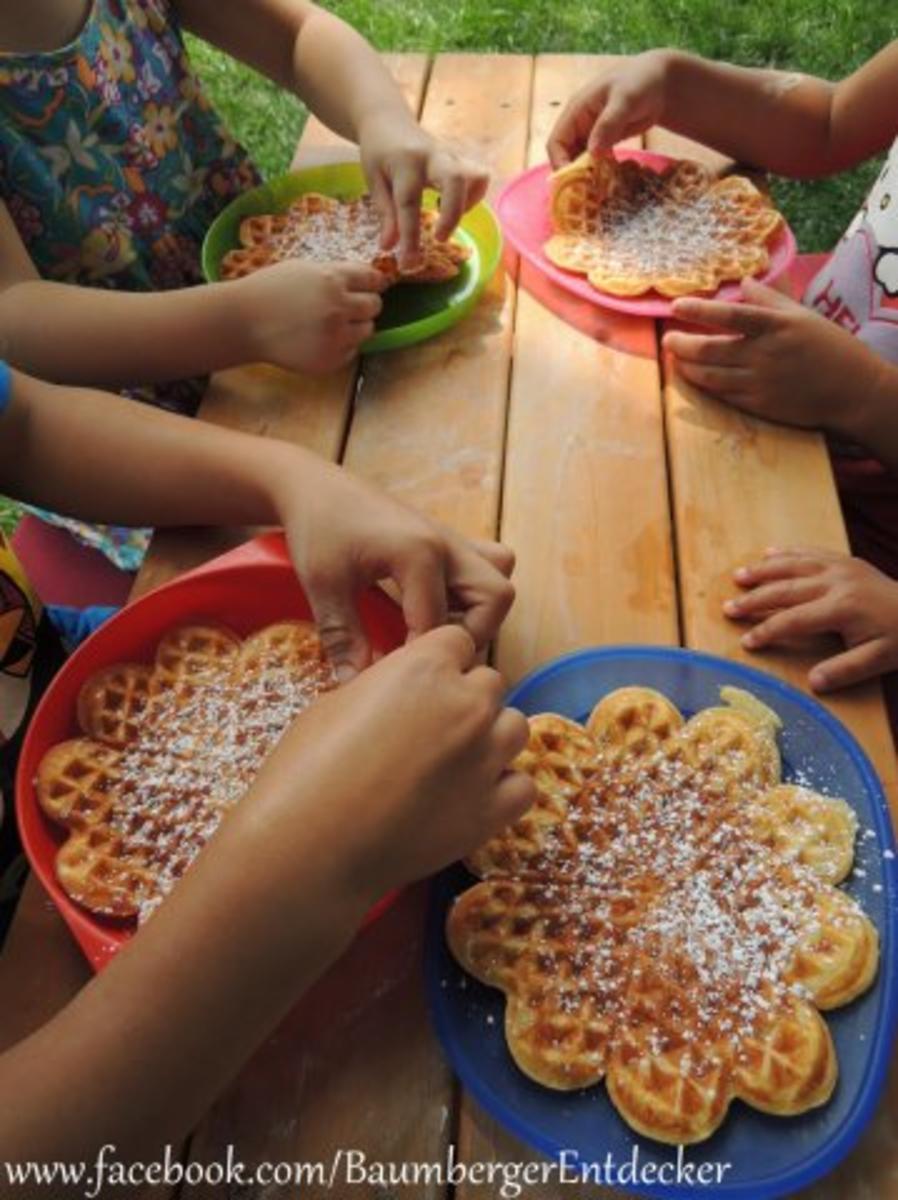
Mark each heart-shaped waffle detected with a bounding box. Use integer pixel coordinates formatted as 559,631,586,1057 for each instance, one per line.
544,152,785,299
447,686,878,1145
35,621,335,922
220,193,470,285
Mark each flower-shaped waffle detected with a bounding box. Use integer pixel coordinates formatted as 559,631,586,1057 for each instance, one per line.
544,152,785,298
447,686,879,1144
220,193,470,284
35,622,335,923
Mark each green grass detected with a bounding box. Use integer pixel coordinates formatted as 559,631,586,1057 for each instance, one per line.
186,0,892,252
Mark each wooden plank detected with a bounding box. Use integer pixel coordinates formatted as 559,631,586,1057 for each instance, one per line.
453,55,668,1199
652,128,898,1200
342,53,533,538
183,53,535,1199
333,51,537,1199
498,54,676,684
137,54,431,595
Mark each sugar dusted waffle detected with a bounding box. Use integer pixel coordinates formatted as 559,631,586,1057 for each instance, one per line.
220,193,470,284
544,152,785,298
447,686,878,1145
35,621,335,922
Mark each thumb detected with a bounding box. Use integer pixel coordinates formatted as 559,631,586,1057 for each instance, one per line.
740,276,796,311
305,570,371,684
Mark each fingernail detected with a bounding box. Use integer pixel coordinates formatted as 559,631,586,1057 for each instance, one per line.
741,632,758,649
723,599,740,616
335,663,357,685
733,567,751,582
764,546,782,556
808,667,827,691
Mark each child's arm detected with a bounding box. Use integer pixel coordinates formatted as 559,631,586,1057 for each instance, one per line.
548,41,898,176
0,366,531,1178
0,206,385,387
662,280,898,475
0,624,533,1180
724,548,898,692
0,367,515,674
177,0,489,267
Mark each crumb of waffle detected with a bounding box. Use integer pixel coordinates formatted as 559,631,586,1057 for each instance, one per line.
545,152,785,299
447,684,878,1144
37,621,336,922
220,192,470,285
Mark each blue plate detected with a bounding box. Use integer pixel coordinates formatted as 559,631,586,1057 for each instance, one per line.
426,646,898,1200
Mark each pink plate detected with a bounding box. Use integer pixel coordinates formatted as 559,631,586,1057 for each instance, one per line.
497,149,798,318
16,533,407,971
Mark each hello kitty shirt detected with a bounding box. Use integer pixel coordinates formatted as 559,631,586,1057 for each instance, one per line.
803,137,898,578
804,138,898,364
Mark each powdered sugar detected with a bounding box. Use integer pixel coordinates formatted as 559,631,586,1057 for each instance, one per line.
109,636,335,922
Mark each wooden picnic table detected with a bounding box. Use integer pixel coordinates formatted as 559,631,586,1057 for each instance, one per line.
2,52,897,1200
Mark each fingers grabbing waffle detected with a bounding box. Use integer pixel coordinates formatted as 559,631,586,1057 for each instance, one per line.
447,684,878,1144
545,151,785,299
220,192,470,285
36,621,337,923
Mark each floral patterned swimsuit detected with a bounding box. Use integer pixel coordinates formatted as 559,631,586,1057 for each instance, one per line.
0,0,260,568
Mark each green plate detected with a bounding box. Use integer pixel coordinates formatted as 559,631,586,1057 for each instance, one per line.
202,162,502,354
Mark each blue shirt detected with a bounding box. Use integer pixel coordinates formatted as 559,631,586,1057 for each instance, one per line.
0,361,11,416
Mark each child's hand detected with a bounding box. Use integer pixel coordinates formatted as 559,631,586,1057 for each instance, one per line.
257,625,533,898
358,115,489,270
273,454,515,681
547,51,672,167
240,259,387,373
664,278,886,439
724,548,898,691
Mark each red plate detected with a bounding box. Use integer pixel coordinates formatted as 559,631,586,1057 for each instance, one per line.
497,149,798,318
16,533,407,971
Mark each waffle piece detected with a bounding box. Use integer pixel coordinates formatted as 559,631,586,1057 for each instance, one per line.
678,690,781,795
749,784,858,884
467,715,598,879
217,245,274,280
786,885,879,1009
234,620,334,694
152,623,241,695
448,878,631,1090
76,664,154,748
55,824,156,918
35,738,122,828
238,213,291,247
220,192,470,285
545,151,785,299
36,620,336,924
448,683,877,1144
587,686,683,759
733,995,836,1116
